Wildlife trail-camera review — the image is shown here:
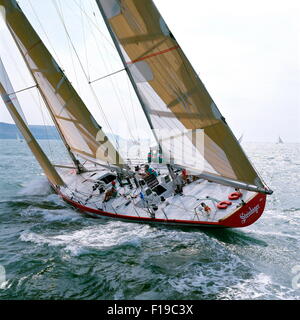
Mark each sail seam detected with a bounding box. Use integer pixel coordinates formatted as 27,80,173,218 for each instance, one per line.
24,40,42,56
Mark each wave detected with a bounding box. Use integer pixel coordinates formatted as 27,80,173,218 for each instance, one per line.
19,222,154,256
20,207,82,222
18,177,52,196
168,261,298,300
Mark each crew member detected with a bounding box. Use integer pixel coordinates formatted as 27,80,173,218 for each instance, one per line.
103,181,118,202
141,164,158,178
201,202,211,214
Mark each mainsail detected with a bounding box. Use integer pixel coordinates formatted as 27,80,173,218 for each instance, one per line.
0,0,123,167
96,0,270,193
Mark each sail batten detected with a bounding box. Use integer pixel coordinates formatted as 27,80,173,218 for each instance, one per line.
96,0,268,190
0,0,123,167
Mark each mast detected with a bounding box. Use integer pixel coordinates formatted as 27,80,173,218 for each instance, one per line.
0,64,64,187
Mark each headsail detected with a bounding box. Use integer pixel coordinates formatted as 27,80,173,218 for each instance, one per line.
0,52,28,125
0,56,64,187
0,0,123,167
96,0,271,193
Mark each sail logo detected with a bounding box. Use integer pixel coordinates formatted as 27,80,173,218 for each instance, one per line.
95,128,205,170
240,204,260,223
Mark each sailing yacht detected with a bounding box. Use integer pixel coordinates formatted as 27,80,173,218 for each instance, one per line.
16,132,23,142
277,136,284,144
0,0,273,228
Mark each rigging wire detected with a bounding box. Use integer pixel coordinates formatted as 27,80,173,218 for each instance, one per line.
125,76,140,146
6,84,37,96
56,0,82,94
53,0,89,81
72,0,117,52
53,0,120,149
36,88,54,161
85,0,153,147
56,0,141,152
79,0,90,81
71,0,155,151
74,0,138,145
27,0,64,68
84,14,137,144
89,68,125,84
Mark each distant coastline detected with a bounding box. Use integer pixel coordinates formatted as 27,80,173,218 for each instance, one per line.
0,122,60,140
0,122,142,145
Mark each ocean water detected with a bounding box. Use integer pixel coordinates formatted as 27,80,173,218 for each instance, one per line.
0,139,299,300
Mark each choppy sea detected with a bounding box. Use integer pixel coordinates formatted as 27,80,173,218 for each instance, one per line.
0,139,299,300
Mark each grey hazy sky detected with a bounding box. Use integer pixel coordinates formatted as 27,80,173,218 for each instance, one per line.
0,0,299,142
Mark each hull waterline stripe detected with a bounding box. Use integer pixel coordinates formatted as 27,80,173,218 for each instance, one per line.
51,183,266,228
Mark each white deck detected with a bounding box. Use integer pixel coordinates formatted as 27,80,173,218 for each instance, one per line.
58,164,254,223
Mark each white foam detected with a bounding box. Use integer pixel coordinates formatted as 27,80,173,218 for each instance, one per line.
220,273,298,300
19,222,155,257
42,209,82,222
243,227,300,241
168,245,300,300
168,251,245,298
20,207,81,222
18,177,52,196
50,221,153,250
64,245,90,257
0,280,10,290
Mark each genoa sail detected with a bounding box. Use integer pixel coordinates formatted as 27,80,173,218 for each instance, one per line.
0,0,123,167
0,56,64,187
95,0,270,192
0,53,28,125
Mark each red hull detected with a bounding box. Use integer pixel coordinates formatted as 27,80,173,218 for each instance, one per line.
54,186,267,228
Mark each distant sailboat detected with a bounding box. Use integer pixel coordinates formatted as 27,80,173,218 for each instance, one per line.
16,132,23,143
277,136,284,144
0,0,273,228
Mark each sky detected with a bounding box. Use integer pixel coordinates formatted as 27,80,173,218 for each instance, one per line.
0,0,299,143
